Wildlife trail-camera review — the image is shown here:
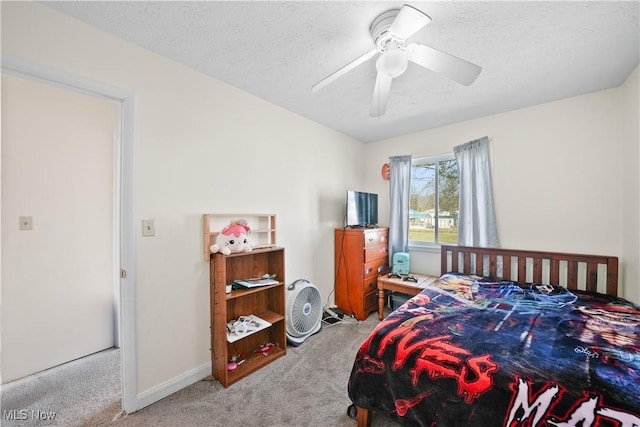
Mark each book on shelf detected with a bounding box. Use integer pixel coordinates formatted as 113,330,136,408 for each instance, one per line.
233,277,279,288
226,314,271,343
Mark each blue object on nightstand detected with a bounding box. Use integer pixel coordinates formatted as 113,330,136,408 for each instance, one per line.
392,252,410,275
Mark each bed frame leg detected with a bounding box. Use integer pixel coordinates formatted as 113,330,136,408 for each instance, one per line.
357,406,371,427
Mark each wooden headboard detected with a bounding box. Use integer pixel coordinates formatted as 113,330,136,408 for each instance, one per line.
441,245,619,296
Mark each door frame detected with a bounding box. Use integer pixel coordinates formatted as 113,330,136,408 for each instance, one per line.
2,56,138,413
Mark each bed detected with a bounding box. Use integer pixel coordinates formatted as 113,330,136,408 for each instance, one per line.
348,245,640,427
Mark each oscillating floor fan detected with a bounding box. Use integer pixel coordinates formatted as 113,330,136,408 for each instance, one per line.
286,279,322,346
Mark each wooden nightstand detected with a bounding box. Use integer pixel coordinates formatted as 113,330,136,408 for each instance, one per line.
376,273,438,320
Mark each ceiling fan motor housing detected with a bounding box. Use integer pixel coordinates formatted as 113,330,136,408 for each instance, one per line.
370,9,400,51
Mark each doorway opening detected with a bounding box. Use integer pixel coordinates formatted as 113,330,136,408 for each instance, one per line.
1,57,137,414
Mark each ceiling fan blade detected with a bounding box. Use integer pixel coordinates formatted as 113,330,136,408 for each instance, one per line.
389,4,431,41
370,73,393,117
312,49,378,92
407,43,481,86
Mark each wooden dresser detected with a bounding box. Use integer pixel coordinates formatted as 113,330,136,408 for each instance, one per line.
334,227,389,320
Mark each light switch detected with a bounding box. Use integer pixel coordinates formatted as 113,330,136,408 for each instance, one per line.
142,219,155,237
19,216,33,231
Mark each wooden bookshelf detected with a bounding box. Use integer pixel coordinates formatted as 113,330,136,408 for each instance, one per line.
209,247,286,387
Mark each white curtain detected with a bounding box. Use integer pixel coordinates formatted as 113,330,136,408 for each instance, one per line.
454,137,500,248
388,155,412,264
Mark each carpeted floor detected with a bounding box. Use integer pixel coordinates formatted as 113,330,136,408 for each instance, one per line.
2,313,400,427
1,347,121,427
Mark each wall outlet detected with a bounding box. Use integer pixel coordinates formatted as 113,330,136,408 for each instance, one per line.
141,219,155,237
19,216,33,231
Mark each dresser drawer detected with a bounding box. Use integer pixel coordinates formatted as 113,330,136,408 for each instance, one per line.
364,244,388,262
364,229,388,247
364,258,388,278
363,289,378,312
363,275,378,295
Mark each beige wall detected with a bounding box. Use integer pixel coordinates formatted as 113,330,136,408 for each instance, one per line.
1,2,364,395
1,74,119,382
365,69,640,304
620,66,640,304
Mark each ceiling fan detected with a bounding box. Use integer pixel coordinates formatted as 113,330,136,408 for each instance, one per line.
311,4,482,117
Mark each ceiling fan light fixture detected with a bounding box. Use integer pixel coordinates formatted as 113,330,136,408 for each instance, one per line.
376,49,409,78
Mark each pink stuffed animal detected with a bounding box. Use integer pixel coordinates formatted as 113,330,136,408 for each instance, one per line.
210,219,253,255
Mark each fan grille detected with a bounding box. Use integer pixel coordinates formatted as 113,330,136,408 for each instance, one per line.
290,286,322,335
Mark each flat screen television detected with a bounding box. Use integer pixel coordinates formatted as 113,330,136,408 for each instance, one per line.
346,190,378,227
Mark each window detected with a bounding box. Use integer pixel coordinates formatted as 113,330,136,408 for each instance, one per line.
409,154,459,246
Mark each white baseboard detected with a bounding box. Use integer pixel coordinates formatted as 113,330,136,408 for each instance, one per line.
134,362,212,412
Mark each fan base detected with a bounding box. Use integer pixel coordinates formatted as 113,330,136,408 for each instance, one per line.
286,322,321,347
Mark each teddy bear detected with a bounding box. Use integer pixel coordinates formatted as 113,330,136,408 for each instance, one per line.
210,219,253,255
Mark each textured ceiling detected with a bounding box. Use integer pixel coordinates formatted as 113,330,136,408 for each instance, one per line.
44,1,639,143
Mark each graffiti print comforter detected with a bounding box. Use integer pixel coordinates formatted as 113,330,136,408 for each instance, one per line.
348,273,640,426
